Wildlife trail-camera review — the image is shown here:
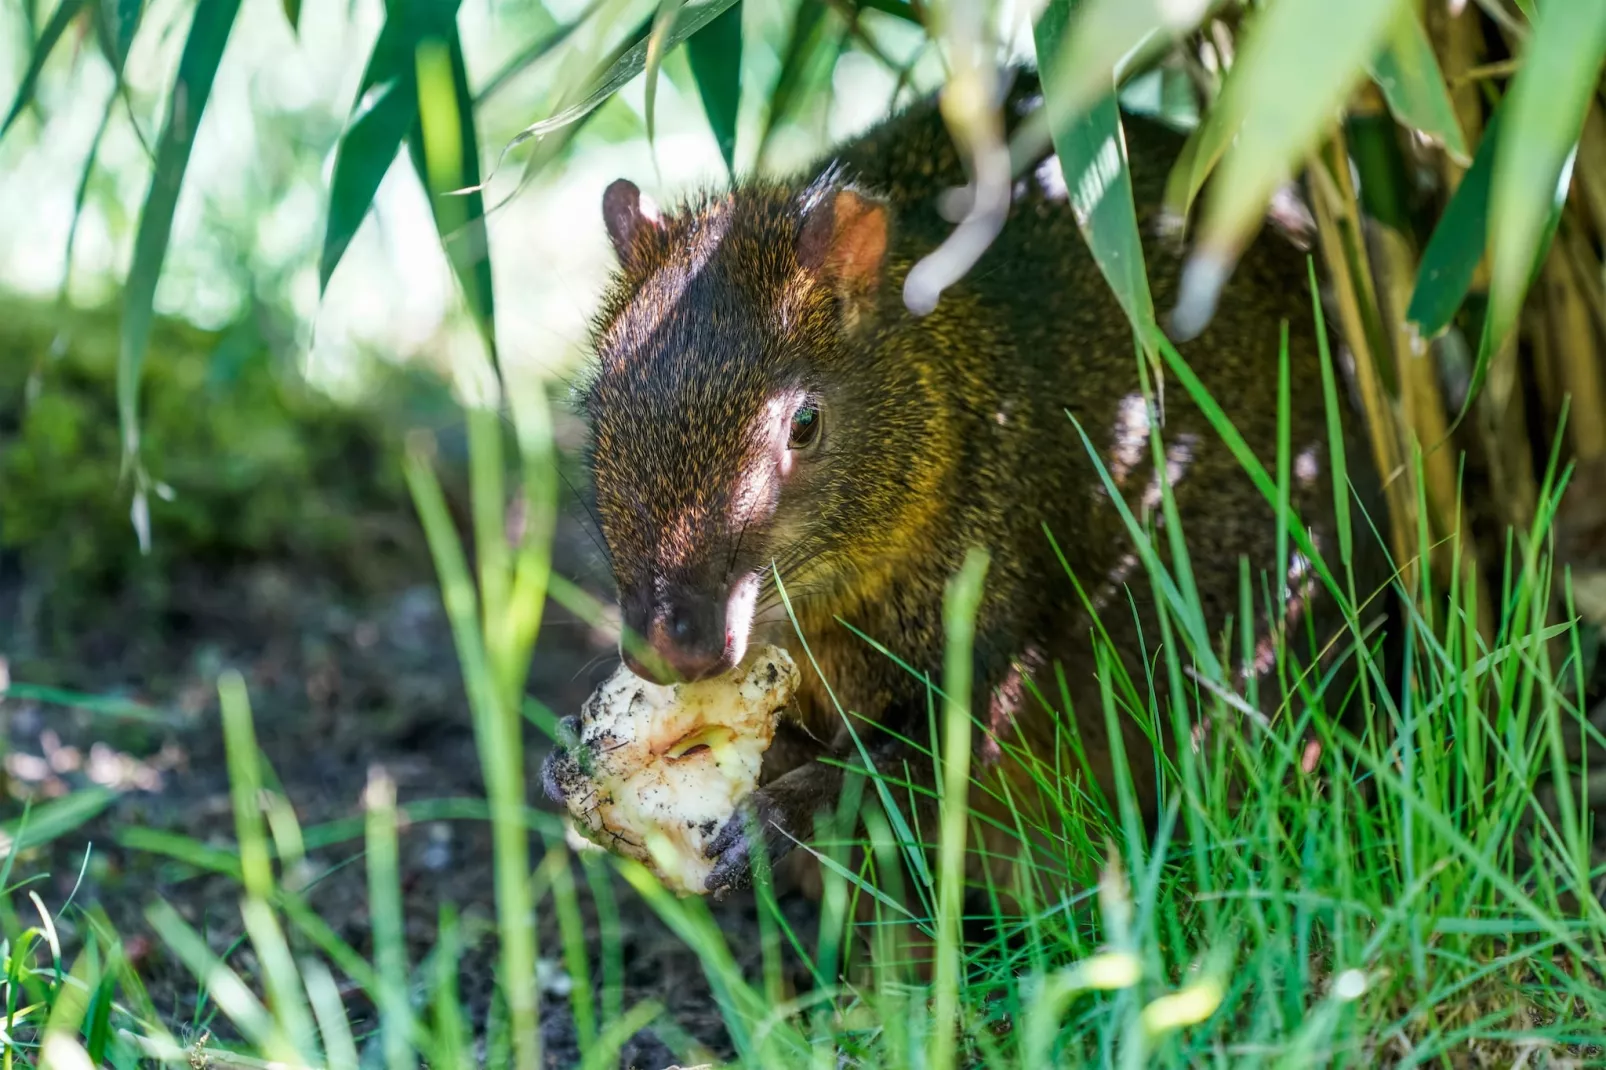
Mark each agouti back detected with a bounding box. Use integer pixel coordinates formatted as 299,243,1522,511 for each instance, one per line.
555,68,1389,901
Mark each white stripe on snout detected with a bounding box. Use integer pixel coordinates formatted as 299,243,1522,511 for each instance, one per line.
725,572,762,666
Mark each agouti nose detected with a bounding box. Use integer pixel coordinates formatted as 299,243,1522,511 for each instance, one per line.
624,597,730,684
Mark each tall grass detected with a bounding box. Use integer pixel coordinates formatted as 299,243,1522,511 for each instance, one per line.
6,282,1606,1066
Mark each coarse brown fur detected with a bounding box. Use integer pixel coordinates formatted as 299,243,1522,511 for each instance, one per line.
551,68,1393,921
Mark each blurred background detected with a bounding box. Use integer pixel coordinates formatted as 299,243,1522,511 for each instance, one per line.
4,0,1606,1064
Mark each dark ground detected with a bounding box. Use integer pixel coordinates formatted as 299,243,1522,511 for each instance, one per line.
0,415,819,1069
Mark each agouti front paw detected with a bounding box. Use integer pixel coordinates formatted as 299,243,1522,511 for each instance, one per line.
703,789,795,899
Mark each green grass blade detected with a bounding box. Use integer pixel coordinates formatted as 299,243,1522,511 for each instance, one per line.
0,682,174,725
1,790,117,862
238,897,318,1062
282,0,301,33
1177,0,1406,338
363,766,412,1070
929,547,988,1070
1406,102,1505,339
218,671,272,901
1368,9,1469,163
1486,0,1606,351
144,899,290,1060
302,958,360,1070
117,0,243,461
1035,0,1156,336
405,439,540,1070
686,0,743,176
0,0,88,143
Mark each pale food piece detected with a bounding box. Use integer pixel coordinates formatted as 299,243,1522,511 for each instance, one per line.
549,645,799,894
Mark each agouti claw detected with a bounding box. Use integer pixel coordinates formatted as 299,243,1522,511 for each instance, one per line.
703,791,792,899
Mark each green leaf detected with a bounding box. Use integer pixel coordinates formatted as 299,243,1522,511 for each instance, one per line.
0,0,89,143
1035,0,1154,337
475,0,604,105
320,1,461,293
757,0,833,164
1175,0,1406,339
1,789,118,859
644,0,688,147
118,0,243,461
687,0,742,175
1486,0,1606,353
1406,101,1505,339
103,0,144,72
1368,9,1468,163
282,0,300,32
409,25,497,369
1033,0,1224,131
499,0,741,150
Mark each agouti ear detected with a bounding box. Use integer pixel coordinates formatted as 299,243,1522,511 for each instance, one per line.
797,188,889,296
603,178,664,271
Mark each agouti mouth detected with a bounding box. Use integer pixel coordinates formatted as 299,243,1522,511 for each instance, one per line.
663,724,736,761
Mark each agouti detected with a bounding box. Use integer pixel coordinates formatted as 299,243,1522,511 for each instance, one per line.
546,67,1390,899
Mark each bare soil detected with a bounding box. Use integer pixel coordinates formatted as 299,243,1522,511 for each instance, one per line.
0,432,817,1068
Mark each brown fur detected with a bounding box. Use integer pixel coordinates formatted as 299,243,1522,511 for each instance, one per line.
570,69,1392,917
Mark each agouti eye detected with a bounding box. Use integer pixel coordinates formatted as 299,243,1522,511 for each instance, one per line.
788,403,821,450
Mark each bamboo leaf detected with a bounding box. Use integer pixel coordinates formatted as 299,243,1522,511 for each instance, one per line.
118,0,243,461
1035,0,1155,337
499,0,740,150
475,0,604,105
1034,0,1224,132
1486,0,1606,353
0,0,89,143
757,0,832,165
108,0,143,70
1175,0,1406,340
1369,9,1468,163
409,25,497,368
687,0,742,176
1406,102,1505,339
320,1,461,293
644,0,688,147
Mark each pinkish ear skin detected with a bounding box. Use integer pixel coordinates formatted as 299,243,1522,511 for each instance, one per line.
797,188,889,296
602,178,664,270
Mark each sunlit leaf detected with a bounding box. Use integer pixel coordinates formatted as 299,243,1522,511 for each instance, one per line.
1032,0,1223,134
475,0,604,105
1406,102,1505,339
1175,0,1405,340
853,0,920,23
687,0,742,175
320,1,461,292
0,0,89,143
499,0,740,150
644,0,688,146
757,0,834,164
118,0,244,461
1035,0,1154,337
1369,9,1468,163
409,26,497,370
1486,0,1606,353
104,0,145,73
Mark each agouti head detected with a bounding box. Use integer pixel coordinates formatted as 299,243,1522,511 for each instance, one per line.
582,174,943,684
